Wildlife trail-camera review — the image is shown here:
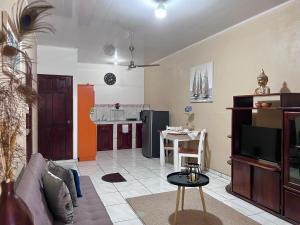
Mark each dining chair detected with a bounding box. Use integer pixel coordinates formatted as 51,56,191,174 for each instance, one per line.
178,129,206,171
160,132,174,162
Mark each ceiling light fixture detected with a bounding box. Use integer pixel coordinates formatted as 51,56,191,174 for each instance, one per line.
155,1,167,19
113,50,118,65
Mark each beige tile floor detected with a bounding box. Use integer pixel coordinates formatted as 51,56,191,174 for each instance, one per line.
60,149,291,225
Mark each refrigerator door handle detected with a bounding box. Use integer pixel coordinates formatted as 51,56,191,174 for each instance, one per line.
141,116,147,123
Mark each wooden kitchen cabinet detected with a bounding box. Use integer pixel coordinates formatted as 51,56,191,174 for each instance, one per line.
97,124,113,151
117,124,132,149
78,85,96,160
136,123,142,148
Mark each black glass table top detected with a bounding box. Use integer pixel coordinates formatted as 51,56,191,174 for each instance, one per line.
167,172,209,187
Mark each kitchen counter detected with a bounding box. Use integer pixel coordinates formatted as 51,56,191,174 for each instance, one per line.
96,120,142,125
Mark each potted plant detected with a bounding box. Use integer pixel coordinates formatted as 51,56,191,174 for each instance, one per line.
0,1,54,224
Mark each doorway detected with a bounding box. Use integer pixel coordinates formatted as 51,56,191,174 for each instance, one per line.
38,74,73,160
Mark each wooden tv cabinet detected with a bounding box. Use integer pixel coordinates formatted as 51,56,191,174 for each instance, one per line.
227,93,300,225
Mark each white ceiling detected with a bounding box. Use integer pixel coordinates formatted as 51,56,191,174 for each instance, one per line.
37,0,288,65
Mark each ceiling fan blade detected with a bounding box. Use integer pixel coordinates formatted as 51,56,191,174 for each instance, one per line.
136,64,160,68
118,64,129,67
103,62,129,67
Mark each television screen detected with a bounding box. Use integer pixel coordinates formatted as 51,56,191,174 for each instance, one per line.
240,125,281,163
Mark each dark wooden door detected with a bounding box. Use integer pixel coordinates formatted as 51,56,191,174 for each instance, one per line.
38,75,73,160
97,125,113,151
25,57,33,163
136,123,142,148
117,124,132,149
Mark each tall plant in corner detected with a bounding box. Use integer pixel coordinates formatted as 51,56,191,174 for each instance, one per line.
0,0,54,182
0,1,54,224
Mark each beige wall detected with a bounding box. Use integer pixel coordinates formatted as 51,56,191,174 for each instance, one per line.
145,0,300,175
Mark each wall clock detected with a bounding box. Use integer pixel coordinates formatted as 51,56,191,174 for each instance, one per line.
104,73,116,85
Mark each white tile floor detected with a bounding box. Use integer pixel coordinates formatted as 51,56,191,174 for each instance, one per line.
60,149,292,225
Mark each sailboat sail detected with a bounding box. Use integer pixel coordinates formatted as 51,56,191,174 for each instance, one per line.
201,69,209,98
197,71,201,97
192,71,198,97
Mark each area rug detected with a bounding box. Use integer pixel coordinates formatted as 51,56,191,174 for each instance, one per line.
101,173,126,183
127,188,260,225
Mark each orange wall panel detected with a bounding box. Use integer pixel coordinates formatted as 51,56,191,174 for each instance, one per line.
78,85,96,161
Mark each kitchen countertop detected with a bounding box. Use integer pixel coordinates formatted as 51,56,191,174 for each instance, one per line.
96,120,142,125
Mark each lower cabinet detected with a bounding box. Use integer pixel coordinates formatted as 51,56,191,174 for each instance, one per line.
232,161,251,199
97,125,113,151
117,124,132,149
252,167,280,213
232,160,281,213
136,123,142,148
284,190,300,223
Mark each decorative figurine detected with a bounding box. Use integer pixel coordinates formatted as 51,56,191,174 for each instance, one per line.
254,69,270,95
184,106,194,130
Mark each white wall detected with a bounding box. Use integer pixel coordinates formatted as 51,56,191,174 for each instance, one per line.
77,63,144,104
37,45,144,160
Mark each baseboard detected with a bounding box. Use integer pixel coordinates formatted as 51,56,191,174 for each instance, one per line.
206,168,231,181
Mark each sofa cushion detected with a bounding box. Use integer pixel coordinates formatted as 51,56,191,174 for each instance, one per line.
71,169,83,197
16,153,54,225
48,161,78,207
54,176,113,225
43,170,74,224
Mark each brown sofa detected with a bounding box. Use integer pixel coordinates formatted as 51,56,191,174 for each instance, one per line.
16,153,113,225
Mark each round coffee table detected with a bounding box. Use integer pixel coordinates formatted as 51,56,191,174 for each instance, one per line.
167,172,209,225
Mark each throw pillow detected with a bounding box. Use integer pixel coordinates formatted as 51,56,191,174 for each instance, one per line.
71,169,82,197
42,170,74,224
47,161,78,206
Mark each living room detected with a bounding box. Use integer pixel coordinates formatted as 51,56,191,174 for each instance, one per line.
0,0,300,225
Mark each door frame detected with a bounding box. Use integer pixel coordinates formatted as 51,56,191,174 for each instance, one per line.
37,74,74,160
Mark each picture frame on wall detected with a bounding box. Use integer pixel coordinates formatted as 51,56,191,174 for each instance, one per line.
190,61,213,103
1,10,20,75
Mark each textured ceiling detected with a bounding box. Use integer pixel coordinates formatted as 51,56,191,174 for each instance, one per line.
37,0,288,64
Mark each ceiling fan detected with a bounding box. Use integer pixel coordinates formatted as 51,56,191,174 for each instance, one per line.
126,45,160,70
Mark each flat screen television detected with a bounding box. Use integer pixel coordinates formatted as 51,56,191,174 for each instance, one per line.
240,125,281,163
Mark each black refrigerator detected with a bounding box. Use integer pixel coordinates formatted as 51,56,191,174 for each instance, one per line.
140,110,169,158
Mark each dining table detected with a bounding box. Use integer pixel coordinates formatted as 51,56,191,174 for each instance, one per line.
160,131,200,171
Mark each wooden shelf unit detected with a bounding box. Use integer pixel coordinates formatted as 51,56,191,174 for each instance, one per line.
231,155,281,172
228,93,300,224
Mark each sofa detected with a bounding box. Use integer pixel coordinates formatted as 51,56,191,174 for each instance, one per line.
16,153,113,225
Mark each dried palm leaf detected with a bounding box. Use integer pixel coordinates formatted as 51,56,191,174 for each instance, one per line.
0,0,54,181
14,0,55,40
0,31,6,44
2,45,19,57
16,84,38,105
